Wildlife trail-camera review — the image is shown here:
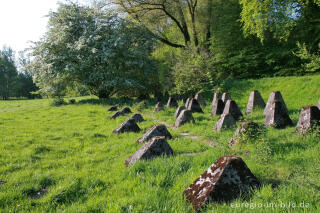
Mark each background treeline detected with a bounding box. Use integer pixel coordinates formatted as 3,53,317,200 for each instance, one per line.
1,0,319,100
0,47,38,100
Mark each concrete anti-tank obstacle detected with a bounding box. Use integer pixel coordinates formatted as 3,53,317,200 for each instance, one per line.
112,118,140,134
187,98,203,113
229,121,261,146
195,92,206,107
263,91,288,115
185,96,192,108
211,91,222,106
174,106,186,118
153,101,164,113
221,92,231,103
175,109,195,127
166,97,178,108
129,113,145,122
211,98,225,117
137,124,172,144
109,107,132,119
107,105,118,111
183,155,260,211
223,99,243,121
125,136,174,166
296,106,320,134
246,90,266,114
264,100,292,128
213,113,236,132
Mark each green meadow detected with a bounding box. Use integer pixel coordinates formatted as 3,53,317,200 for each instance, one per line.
0,75,320,212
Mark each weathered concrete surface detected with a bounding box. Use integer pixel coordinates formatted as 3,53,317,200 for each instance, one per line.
223,100,243,121
187,98,204,113
174,106,186,118
264,101,293,128
222,92,231,103
175,109,195,127
213,113,236,132
153,102,164,113
130,113,145,122
296,106,320,134
166,97,178,108
109,107,132,119
211,92,222,106
211,99,225,117
125,136,174,166
195,92,206,107
137,124,172,144
229,121,261,146
185,97,192,108
263,91,288,115
113,118,141,134
246,90,266,114
183,155,260,211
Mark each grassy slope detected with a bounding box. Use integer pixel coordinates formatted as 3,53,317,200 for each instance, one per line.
0,75,319,212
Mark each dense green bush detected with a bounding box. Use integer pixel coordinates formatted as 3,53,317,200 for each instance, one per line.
51,97,66,107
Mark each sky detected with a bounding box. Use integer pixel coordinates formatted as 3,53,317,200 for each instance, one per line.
0,0,89,53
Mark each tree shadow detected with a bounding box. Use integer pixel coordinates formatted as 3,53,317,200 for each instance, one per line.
76,97,135,106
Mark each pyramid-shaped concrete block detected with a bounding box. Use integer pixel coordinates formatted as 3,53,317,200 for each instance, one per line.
153,101,164,112
175,109,195,127
223,100,243,120
183,155,260,211
137,124,172,144
187,98,203,113
264,101,293,128
229,121,261,146
107,105,118,111
120,107,132,114
113,118,140,134
213,113,236,132
130,113,145,122
185,97,192,108
109,107,132,119
211,92,222,106
263,91,288,115
195,92,206,106
296,106,320,134
246,90,266,114
221,92,231,103
166,97,178,108
125,136,174,166
174,106,186,118
211,99,225,117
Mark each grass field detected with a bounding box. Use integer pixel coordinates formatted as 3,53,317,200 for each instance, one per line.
0,75,320,212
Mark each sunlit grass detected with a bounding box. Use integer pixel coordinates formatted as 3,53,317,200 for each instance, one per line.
0,75,319,212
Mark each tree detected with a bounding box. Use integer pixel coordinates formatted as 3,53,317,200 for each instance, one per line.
239,0,320,73
29,3,159,98
110,0,211,48
0,47,18,100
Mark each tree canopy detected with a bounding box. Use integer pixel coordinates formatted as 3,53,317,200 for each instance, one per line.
17,0,320,98
29,3,159,98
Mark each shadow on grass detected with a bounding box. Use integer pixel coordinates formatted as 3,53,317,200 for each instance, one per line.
195,115,212,122
76,97,159,108
260,178,283,189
